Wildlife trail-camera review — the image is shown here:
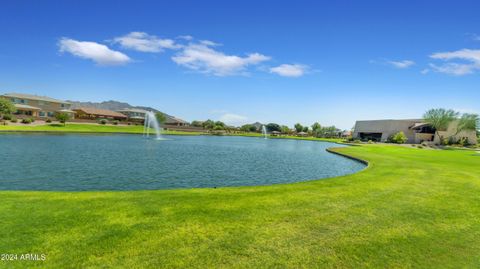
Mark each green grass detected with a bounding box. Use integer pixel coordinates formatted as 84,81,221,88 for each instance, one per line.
0,123,204,135
1,144,480,268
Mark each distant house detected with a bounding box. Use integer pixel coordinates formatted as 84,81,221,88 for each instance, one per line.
117,108,148,122
73,107,127,121
1,93,75,119
297,131,308,137
353,119,477,144
164,116,189,127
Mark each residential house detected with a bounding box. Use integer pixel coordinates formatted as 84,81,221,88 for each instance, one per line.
73,107,127,121
353,119,477,144
1,93,75,119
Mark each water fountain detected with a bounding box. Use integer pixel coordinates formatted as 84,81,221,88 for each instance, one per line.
143,111,162,140
262,125,268,139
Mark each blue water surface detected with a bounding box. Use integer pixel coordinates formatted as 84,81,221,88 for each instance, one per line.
0,134,365,191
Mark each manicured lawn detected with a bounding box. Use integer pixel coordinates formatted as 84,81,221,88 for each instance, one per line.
1,144,480,268
0,123,204,135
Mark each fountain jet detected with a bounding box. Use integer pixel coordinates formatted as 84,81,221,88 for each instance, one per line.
262,125,268,139
143,111,162,140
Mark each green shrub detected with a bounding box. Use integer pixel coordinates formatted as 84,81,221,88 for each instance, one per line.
417,145,423,149
353,139,361,143
112,120,119,125
99,119,107,125
46,118,52,123
2,114,12,120
21,118,32,124
367,140,374,144
388,131,408,144
10,117,17,123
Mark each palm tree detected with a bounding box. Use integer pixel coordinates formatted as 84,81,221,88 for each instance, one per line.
423,108,459,143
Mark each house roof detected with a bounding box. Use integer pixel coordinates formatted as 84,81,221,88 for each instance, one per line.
409,122,430,129
165,116,189,124
117,108,149,113
73,107,127,118
14,104,41,110
3,93,70,104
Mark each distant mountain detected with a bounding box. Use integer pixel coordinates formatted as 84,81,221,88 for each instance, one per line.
67,100,166,115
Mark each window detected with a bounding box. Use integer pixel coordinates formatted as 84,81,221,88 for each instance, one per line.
39,111,46,117
47,112,54,117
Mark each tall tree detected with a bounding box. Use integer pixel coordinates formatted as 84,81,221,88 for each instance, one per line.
294,123,303,133
266,123,281,132
0,98,16,118
456,113,479,134
423,108,459,141
311,122,321,132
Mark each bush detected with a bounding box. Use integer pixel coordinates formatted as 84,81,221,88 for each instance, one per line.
99,119,107,125
367,140,374,144
112,120,119,125
46,118,52,123
2,114,12,120
417,145,423,149
21,118,32,124
30,118,35,123
388,131,408,144
10,117,17,123
353,139,361,143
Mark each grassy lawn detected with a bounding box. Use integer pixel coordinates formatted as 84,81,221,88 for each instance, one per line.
0,123,204,135
1,144,480,268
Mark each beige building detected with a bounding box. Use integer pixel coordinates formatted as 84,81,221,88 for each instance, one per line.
1,93,75,119
353,119,477,144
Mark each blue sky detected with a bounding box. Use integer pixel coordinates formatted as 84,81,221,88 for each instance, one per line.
1,0,480,129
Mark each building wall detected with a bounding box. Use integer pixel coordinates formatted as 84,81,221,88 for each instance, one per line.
353,119,420,143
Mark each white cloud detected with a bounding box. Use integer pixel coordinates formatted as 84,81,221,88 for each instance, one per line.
429,49,480,75
219,113,248,126
177,35,193,41
113,32,180,53
58,38,131,66
387,60,415,69
172,42,270,76
269,64,309,77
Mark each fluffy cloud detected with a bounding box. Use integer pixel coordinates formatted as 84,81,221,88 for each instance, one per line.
58,38,130,66
219,113,248,126
429,49,480,75
387,60,415,69
172,42,270,76
113,32,180,52
269,64,309,77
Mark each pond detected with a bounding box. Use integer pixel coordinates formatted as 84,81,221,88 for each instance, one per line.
0,134,365,191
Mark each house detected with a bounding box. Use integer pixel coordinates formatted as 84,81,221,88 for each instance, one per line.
1,93,75,119
353,119,477,144
73,107,127,121
164,115,189,127
117,108,148,122
297,131,308,137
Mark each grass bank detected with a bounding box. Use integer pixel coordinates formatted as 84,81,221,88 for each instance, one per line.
0,123,205,135
1,144,479,268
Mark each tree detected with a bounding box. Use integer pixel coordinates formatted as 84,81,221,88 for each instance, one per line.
266,123,281,132
155,112,167,124
191,120,203,127
280,125,290,134
294,123,303,133
55,112,70,126
302,126,309,132
0,98,16,118
311,122,321,132
423,108,459,142
240,124,256,132
202,119,215,129
456,113,479,134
